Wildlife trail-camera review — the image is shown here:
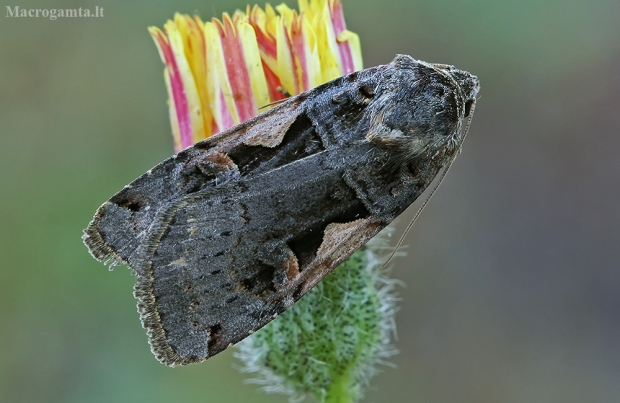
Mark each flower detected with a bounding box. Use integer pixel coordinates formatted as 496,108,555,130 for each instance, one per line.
149,0,362,152
247,0,362,99
149,13,269,152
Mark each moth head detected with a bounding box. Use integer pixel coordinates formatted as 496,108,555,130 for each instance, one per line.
366,55,479,167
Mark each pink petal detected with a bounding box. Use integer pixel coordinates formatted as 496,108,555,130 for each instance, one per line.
329,0,355,74
152,29,194,151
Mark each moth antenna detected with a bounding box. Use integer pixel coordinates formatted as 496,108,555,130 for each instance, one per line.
258,98,288,110
258,86,293,111
381,158,454,268
460,98,477,151
381,98,477,268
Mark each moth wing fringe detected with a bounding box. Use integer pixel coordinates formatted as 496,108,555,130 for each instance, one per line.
82,218,125,270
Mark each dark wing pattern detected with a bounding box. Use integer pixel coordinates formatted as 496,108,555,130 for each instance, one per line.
84,55,479,366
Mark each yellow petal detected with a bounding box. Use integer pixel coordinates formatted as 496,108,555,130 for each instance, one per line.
276,15,298,95
204,20,238,129
237,20,271,108
165,18,205,144
301,18,322,89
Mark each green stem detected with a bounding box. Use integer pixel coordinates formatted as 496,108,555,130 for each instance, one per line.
323,372,355,403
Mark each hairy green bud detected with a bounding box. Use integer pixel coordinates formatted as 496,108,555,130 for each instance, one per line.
235,231,400,403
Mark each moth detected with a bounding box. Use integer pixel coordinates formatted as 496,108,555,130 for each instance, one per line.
83,54,479,366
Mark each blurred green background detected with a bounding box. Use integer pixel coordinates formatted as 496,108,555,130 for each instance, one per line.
1,0,619,402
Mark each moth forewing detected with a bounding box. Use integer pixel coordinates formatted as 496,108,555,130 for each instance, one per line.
83,55,479,366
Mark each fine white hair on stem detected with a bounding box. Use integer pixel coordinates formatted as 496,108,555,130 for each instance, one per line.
234,225,402,403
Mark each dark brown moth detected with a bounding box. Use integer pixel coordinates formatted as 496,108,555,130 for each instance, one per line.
83,55,479,366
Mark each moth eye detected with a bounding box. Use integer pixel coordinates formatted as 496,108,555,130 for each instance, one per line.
464,99,474,118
